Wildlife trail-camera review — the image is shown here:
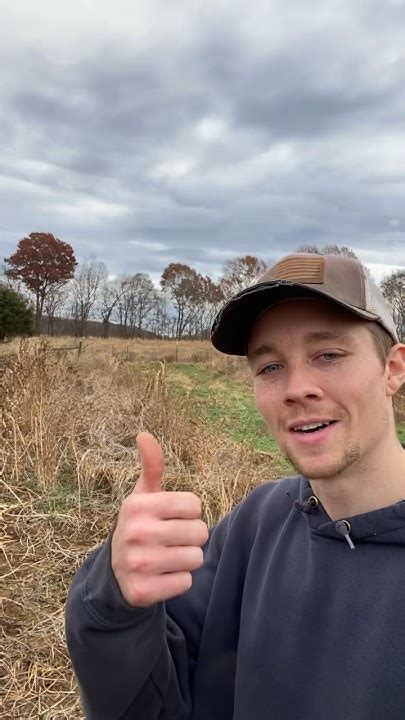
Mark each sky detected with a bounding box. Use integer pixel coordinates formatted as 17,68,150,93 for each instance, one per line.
1,0,404,287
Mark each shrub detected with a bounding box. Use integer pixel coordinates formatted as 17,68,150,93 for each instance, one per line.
0,283,34,340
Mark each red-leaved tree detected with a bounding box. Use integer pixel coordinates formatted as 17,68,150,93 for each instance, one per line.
4,232,77,333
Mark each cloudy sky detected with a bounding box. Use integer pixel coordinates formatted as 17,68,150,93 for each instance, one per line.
1,0,404,286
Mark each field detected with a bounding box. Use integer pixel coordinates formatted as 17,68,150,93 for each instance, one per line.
1,337,404,719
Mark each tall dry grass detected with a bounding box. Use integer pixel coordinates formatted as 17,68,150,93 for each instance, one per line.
0,339,277,719
2,336,403,718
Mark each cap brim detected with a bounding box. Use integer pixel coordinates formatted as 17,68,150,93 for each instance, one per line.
210,281,380,356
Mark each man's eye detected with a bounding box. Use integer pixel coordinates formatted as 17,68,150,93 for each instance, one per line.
261,363,282,374
319,353,340,361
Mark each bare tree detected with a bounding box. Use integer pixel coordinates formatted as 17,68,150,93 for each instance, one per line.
148,294,170,339
381,269,404,342
0,264,27,296
117,273,157,338
296,244,320,254
220,255,266,300
70,260,107,336
296,244,359,260
195,276,224,339
98,278,128,339
160,263,204,340
44,283,69,336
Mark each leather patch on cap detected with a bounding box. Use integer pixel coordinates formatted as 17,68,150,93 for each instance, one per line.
268,256,324,284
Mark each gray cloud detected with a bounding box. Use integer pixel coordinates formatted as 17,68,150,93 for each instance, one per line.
1,0,405,285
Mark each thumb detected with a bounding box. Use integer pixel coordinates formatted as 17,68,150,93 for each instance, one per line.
133,431,165,494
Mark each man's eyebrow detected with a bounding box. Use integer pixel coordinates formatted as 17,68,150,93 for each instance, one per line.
303,331,357,345
248,331,356,360
247,343,278,361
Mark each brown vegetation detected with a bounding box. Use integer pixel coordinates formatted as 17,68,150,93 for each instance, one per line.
0,338,275,719
1,337,403,718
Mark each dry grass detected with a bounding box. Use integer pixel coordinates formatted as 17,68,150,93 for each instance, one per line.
0,338,278,719
1,336,403,718
1,335,251,382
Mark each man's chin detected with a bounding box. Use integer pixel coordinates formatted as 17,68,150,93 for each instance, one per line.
282,444,362,480
285,456,339,480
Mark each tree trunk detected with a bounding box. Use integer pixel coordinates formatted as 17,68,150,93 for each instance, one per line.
35,291,41,334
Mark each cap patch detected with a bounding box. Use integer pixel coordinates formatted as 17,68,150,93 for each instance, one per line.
268,256,324,284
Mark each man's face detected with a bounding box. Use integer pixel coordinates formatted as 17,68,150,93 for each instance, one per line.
247,298,391,480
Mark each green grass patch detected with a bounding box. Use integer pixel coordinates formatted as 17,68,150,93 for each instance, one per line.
167,363,405,461
168,363,293,473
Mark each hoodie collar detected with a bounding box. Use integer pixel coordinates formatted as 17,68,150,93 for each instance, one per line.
287,477,405,549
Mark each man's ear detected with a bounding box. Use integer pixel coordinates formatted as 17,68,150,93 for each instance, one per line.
385,343,405,397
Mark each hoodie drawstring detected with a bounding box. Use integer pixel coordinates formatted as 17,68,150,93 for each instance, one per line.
287,491,356,550
335,520,355,550
288,494,319,513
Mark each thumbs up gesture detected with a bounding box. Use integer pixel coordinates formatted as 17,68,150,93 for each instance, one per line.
111,432,209,608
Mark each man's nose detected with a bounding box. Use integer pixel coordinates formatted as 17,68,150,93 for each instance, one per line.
283,364,324,405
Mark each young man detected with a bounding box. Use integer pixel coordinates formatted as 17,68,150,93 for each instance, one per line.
65,253,405,720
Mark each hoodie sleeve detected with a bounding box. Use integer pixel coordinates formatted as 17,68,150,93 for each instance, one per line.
65,515,232,720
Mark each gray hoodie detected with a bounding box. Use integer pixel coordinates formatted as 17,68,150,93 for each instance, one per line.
65,475,405,719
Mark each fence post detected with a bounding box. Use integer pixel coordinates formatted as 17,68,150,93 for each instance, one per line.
78,341,83,357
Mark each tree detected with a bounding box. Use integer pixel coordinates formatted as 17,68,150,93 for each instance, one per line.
296,244,320,254
194,276,224,339
98,278,127,339
220,255,266,300
44,283,69,336
117,273,157,338
296,244,359,260
4,232,77,333
0,284,34,340
381,269,404,342
148,293,170,339
70,261,107,336
161,263,203,339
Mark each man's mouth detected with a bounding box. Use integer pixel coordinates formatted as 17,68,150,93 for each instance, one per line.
287,419,339,445
291,420,338,434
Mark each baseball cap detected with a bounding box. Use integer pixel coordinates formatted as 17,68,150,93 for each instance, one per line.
211,253,399,355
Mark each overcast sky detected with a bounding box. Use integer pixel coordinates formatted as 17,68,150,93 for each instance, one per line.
1,0,404,286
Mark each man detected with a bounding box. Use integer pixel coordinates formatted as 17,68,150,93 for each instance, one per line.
65,253,405,719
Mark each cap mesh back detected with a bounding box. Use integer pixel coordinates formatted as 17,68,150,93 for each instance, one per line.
364,268,398,338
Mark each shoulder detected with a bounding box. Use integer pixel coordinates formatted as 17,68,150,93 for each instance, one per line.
242,474,302,508
227,475,303,532
209,475,304,566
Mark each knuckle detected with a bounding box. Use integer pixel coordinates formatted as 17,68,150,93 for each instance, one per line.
183,572,193,591
198,520,209,544
179,492,201,516
192,547,204,568
131,551,151,574
130,521,149,544
122,494,140,518
190,493,202,515
131,582,153,607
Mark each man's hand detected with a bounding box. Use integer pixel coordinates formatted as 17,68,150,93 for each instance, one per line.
111,431,209,608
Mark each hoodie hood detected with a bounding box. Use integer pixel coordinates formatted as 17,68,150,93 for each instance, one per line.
287,476,405,549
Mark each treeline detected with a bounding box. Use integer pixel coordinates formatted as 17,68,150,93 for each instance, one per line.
1,232,266,339
1,233,404,341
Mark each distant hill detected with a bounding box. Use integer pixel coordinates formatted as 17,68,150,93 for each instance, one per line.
38,315,158,339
